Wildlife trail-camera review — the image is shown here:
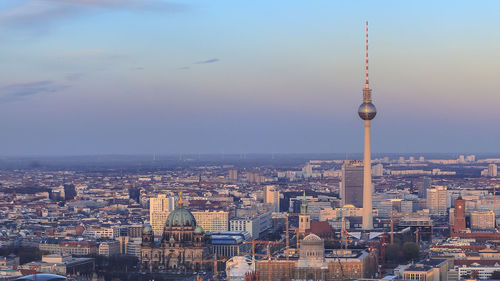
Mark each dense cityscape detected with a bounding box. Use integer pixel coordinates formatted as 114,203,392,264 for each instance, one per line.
0,153,499,281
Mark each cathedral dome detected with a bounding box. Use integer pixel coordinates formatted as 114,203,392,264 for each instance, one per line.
165,205,196,228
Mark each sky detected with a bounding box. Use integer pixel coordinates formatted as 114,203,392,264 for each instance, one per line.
0,0,499,156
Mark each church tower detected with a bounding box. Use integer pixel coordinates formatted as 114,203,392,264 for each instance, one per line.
298,191,310,235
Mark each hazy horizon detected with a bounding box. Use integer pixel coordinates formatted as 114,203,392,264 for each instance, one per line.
1,0,499,155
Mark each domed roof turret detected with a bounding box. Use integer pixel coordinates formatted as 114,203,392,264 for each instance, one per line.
143,223,153,234
303,233,321,242
164,193,196,228
194,226,204,234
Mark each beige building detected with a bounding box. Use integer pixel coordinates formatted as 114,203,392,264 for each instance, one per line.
403,265,436,281
150,194,175,236
470,210,495,230
98,241,121,256
427,186,448,216
264,185,280,212
192,210,229,233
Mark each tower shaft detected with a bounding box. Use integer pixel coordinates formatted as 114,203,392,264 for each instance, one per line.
362,120,373,229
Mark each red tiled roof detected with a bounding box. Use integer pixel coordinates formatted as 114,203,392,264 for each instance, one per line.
309,221,333,237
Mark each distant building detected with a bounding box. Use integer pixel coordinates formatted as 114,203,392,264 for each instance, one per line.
419,177,431,199
488,163,498,177
210,232,251,258
255,234,372,280
228,169,238,181
150,194,175,236
470,210,495,231
98,241,120,257
192,210,229,233
341,161,364,208
264,185,280,212
453,196,466,233
60,241,97,256
298,193,311,236
427,186,448,216
229,212,271,239
0,254,19,267
19,254,94,278
372,163,383,177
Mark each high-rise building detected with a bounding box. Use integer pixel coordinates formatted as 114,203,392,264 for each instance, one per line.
372,163,383,177
192,210,229,233
357,22,376,230
458,155,465,163
426,186,448,216
228,169,238,181
149,194,175,236
264,185,280,212
418,177,432,199
466,155,476,162
302,163,313,178
488,164,498,177
470,210,495,230
341,161,364,208
453,196,466,233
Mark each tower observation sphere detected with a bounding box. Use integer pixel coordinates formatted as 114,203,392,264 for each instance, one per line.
358,102,377,120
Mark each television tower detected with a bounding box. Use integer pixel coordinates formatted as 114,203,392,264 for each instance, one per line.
358,21,376,230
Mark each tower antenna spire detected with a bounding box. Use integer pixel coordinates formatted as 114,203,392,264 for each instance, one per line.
365,21,369,90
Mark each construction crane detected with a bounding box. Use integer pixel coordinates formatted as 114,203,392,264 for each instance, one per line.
375,212,395,244
240,241,280,281
241,240,283,260
268,213,303,260
200,253,227,279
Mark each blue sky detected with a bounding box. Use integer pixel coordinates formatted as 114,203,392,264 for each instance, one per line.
0,0,499,155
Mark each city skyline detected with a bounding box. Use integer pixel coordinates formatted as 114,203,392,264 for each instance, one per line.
1,1,500,155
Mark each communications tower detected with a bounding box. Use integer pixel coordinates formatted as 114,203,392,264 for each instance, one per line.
358,21,376,230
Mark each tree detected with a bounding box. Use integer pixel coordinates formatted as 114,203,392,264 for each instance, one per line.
402,242,419,261
385,243,402,263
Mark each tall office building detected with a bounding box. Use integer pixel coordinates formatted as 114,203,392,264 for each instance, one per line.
372,163,383,177
302,163,313,178
192,210,229,233
426,186,448,216
418,177,432,199
264,185,280,212
453,196,466,233
358,22,377,230
228,169,238,181
341,160,364,208
149,194,175,236
488,164,498,177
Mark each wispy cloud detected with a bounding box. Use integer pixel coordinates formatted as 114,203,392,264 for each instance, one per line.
0,80,68,103
194,58,220,64
177,66,190,70
0,0,189,28
65,73,84,81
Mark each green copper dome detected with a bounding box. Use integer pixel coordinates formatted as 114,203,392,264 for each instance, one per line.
143,223,153,234
165,204,196,228
194,226,204,234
